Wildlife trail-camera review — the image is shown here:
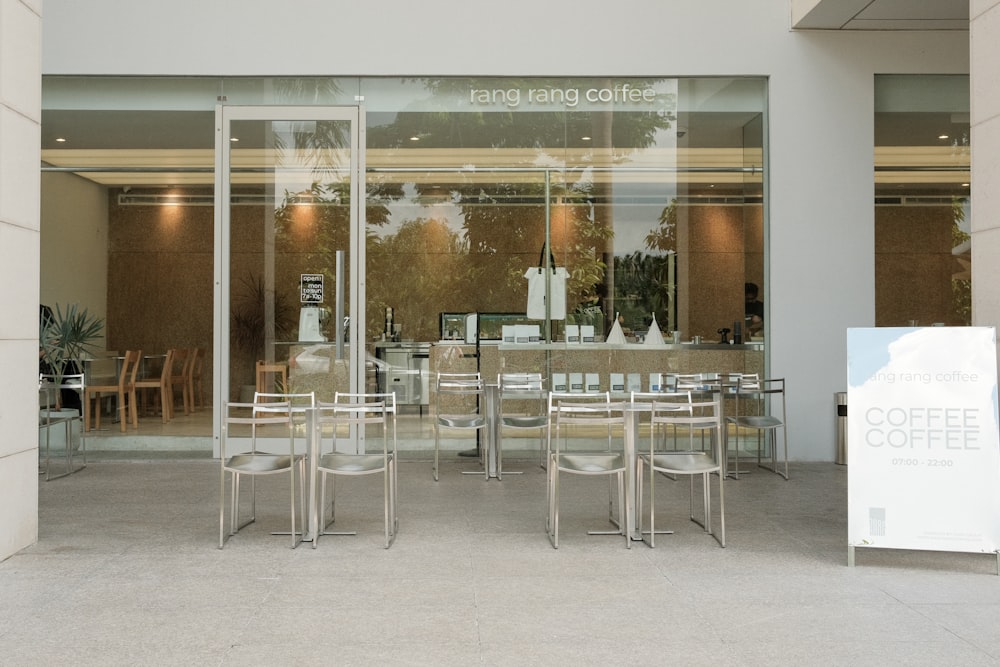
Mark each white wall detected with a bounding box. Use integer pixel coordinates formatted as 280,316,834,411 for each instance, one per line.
0,0,41,561
971,2,1000,338
40,172,109,341
40,0,970,460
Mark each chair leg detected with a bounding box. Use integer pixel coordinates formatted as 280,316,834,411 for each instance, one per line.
548,466,560,549
219,468,226,549
616,472,632,549
648,461,656,548
383,468,391,548
433,427,440,481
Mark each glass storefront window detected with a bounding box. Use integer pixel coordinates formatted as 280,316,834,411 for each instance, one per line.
40,75,768,413
874,74,971,327
360,77,766,344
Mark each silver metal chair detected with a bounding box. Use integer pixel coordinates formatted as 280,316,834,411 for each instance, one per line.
38,372,87,480
498,372,547,474
433,372,486,481
638,396,725,548
727,377,788,479
631,389,692,456
544,391,610,468
547,398,630,549
313,392,398,549
219,399,307,549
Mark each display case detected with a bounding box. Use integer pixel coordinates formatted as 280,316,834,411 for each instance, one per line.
440,312,534,342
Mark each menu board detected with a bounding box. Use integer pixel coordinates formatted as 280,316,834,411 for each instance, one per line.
847,327,1000,556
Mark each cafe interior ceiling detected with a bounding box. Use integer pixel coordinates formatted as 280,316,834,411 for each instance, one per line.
40,107,970,197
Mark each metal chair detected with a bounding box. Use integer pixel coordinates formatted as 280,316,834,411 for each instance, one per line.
219,399,307,549
498,372,547,474
433,372,486,481
547,398,630,549
313,392,398,549
638,396,725,548
727,377,788,479
631,390,692,456
38,372,87,480
544,391,610,467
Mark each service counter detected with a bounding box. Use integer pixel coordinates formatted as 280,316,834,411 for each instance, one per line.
432,341,764,394
288,340,763,407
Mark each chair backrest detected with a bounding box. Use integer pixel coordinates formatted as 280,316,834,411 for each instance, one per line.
318,392,395,455
630,390,690,405
735,376,785,416
168,348,188,377
256,360,289,394
436,372,483,394
191,347,205,378
649,397,723,455
120,350,142,390
221,399,294,456
498,372,545,417
547,390,609,415
726,372,760,391
553,400,626,423
498,372,544,393
40,372,86,392
435,372,483,416
253,391,315,411
151,349,174,384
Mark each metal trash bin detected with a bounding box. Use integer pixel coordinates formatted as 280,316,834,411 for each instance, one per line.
835,391,847,465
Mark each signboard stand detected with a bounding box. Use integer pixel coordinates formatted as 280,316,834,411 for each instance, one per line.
847,326,1000,573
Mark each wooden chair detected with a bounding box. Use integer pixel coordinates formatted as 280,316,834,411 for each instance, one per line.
84,349,140,433
189,347,206,410
168,348,194,417
134,349,174,423
256,360,288,395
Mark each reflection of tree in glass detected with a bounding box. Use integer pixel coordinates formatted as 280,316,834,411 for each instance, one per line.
951,197,971,324
367,218,469,341
367,77,674,332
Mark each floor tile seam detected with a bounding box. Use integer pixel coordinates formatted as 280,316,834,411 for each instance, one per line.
906,601,1000,659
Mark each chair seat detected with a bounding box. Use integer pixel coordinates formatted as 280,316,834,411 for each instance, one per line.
644,451,718,473
729,415,783,429
224,453,300,473
502,414,547,429
319,453,388,473
437,414,485,429
556,452,625,473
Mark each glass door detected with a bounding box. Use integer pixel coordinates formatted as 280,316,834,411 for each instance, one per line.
213,106,364,453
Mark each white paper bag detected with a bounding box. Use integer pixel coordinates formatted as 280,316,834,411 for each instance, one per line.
525,266,568,320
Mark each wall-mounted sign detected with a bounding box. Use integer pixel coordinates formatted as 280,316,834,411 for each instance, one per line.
847,326,1000,563
300,274,324,304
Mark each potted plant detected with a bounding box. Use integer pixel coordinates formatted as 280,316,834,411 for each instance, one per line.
38,303,104,454
39,303,105,403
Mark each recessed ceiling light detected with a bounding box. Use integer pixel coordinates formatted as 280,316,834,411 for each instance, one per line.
230,137,239,142
962,183,970,187
938,134,950,140
581,136,591,141
55,137,66,143
410,136,420,142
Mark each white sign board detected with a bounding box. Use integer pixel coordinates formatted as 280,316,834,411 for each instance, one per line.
847,327,1000,555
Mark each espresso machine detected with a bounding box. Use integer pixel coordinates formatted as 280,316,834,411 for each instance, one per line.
298,305,327,342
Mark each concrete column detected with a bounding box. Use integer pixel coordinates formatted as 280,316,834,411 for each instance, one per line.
0,0,42,561
971,2,1000,346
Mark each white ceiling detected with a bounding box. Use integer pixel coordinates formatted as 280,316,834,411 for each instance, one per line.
793,0,969,30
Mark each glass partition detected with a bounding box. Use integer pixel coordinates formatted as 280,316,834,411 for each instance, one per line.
40,74,768,429
874,74,971,326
